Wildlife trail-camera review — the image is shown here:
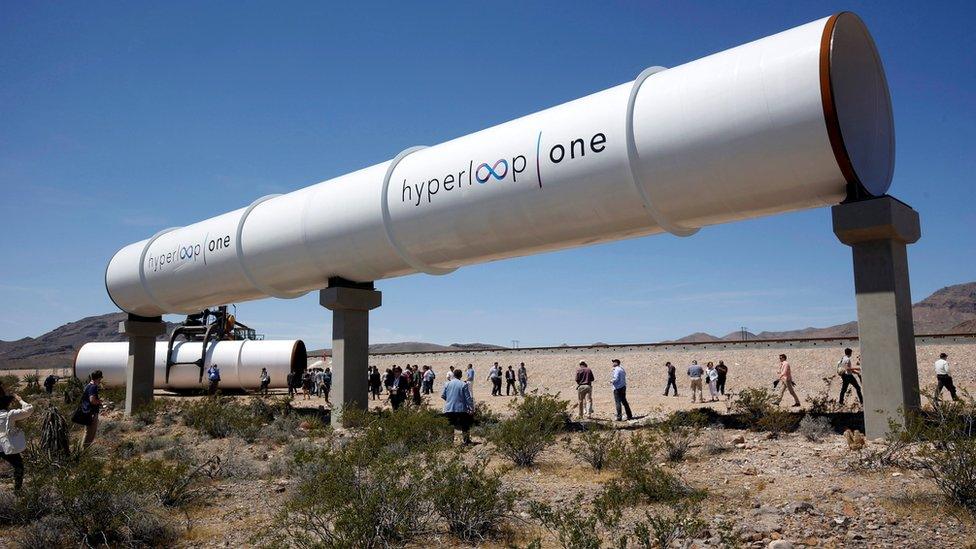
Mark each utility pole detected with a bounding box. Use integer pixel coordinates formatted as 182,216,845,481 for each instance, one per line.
511,339,520,349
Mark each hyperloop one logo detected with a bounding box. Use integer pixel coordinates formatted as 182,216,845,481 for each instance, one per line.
400,130,608,207
475,159,512,183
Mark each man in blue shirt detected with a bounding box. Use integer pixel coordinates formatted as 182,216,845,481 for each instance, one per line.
207,364,221,395
610,359,633,421
442,369,475,444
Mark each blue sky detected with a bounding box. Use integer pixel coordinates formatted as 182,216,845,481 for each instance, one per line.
1,1,973,349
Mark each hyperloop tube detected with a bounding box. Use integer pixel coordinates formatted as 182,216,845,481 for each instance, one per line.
73,340,307,390
106,13,893,316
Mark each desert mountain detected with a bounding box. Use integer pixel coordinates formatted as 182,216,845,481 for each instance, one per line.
673,281,976,342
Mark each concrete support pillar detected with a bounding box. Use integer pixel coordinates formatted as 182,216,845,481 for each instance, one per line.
119,314,166,416
320,279,381,425
833,196,921,438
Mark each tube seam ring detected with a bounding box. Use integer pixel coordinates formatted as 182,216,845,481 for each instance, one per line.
237,194,310,300
626,66,699,237
380,146,457,276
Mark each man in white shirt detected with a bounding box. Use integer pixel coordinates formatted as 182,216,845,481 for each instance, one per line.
837,348,863,405
935,352,960,402
610,359,633,421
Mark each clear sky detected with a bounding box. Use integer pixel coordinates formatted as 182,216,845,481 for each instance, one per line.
1,1,973,349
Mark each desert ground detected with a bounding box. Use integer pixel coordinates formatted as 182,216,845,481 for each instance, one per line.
3,339,976,548
364,340,976,419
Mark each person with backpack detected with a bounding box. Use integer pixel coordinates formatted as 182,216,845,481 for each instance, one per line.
77,370,104,448
259,368,271,396
504,365,517,396
207,363,221,395
0,393,33,491
836,348,863,406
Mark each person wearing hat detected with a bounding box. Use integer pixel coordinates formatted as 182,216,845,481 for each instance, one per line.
0,393,33,491
935,352,960,402
575,360,595,418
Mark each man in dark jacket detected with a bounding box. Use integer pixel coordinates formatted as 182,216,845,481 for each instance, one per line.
575,361,595,418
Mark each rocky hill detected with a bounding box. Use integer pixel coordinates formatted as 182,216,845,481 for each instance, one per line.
673,281,976,342
0,313,179,370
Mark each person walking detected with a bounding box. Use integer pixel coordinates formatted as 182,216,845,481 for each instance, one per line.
610,359,633,421
935,352,960,402
79,370,104,448
517,362,528,395
286,370,296,397
575,360,595,418
322,367,333,403
207,363,221,395
836,348,863,405
715,360,729,396
775,354,801,407
0,393,33,492
687,360,705,403
369,367,382,400
664,361,678,396
465,364,476,386
487,363,502,396
441,369,475,444
504,366,517,396
384,368,395,395
705,362,719,402
259,368,271,396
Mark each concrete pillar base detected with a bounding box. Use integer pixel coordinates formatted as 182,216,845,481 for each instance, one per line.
833,196,921,438
320,279,381,425
119,315,166,416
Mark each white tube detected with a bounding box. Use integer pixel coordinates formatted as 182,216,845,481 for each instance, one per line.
106,13,893,317
73,340,307,390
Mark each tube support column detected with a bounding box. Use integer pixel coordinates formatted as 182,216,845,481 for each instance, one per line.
833,196,921,438
118,315,166,416
320,280,381,425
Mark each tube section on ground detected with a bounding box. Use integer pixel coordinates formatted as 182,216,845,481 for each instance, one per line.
106,13,894,317
73,340,307,390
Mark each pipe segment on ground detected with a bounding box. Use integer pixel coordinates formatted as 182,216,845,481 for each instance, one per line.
106,13,894,317
73,340,307,390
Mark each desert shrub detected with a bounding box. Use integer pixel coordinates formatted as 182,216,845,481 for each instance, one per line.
10,455,182,546
890,394,976,513
799,415,833,442
730,387,778,429
181,396,274,441
806,376,848,414
659,412,704,462
100,385,127,406
346,407,453,458
18,514,74,548
260,413,302,445
62,376,84,404
528,495,603,549
702,426,730,455
274,442,435,548
488,392,569,466
216,446,262,480
757,406,801,437
571,428,621,471
471,400,501,438
21,373,42,395
429,456,519,542
132,398,170,426
597,432,702,511
114,456,218,508
0,374,20,392
630,499,707,549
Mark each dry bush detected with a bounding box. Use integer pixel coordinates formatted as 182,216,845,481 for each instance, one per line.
488,392,569,467
702,426,731,455
570,428,621,471
429,456,519,542
798,415,833,442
